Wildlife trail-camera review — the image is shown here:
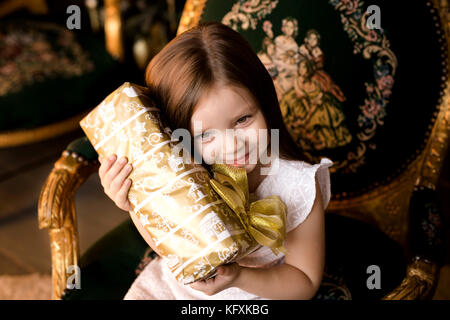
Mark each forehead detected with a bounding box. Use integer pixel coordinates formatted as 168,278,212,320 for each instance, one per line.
190,85,257,128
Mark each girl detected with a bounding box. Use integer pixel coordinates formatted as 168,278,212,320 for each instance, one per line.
298,29,346,103
272,17,301,95
280,59,352,151
98,21,333,300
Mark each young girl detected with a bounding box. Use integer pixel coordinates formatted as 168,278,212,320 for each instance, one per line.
98,21,333,300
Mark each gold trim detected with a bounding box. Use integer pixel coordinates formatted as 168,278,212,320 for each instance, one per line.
328,0,450,246
417,0,450,191
38,150,99,299
0,0,48,18
104,0,124,61
382,258,440,300
176,0,208,36
0,111,89,149
380,0,449,300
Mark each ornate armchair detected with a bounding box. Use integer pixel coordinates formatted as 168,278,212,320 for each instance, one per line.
39,0,449,300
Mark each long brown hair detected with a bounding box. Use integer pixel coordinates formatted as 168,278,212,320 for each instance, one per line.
145,21,312,165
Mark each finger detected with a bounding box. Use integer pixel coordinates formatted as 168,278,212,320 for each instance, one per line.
116,178,133,210
217,266,225,276
190,281,205,290
109,162,133,195
99,154,117,182
218,264,232,275
104,156,128,189
219,263,236,277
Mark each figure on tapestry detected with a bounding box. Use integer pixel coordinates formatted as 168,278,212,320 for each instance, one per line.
257,17,352,150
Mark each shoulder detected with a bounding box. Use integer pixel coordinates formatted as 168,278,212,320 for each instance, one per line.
274,35,285,44
278,157,333,183
276,158,333,233
312,47,323,56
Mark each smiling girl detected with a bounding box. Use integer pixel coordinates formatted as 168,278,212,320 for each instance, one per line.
98,21,333,300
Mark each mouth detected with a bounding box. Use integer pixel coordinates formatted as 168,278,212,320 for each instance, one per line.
230,152,250,166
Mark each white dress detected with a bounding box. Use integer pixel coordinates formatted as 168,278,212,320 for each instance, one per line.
123,156,334,300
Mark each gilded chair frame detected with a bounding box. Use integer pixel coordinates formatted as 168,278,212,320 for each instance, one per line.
38,0,450,299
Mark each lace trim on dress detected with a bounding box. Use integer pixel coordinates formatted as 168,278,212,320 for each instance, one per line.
284,157,333,232
238,157,334,266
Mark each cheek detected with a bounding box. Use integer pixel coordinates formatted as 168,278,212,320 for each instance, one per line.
246,122,269,161
200,142,217,164
253,118,269,148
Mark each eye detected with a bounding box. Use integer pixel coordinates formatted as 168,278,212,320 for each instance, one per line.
202,131,211,138
236,115,251,125
195,131,214,143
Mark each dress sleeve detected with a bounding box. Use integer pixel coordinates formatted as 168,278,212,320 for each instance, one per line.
286,157,334,233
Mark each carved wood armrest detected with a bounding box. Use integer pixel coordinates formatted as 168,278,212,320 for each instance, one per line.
382,257,440,300
38,149,99,300
383,185,445,300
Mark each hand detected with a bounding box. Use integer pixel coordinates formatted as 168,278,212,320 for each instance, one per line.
98,153,133,211
189,263,242,296
312,92,323,106
299,45,310,57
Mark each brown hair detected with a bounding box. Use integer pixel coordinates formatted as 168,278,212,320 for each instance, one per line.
145,21,312,165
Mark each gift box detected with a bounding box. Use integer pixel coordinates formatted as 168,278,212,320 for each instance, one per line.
79,82,287,284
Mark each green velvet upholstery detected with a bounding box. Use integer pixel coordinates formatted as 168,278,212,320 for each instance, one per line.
61,218,150,300
67,136,99,161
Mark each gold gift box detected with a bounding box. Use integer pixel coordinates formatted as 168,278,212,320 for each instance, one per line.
79,82,260,284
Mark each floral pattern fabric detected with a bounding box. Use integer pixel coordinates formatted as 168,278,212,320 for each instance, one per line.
0,20,94,97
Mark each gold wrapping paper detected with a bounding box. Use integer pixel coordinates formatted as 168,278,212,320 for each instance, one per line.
79,82,263,284
80,82,289,284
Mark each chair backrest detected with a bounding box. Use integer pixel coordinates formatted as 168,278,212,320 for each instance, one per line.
176,0,450,247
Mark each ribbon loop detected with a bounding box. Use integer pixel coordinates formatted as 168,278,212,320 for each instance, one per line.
209,163,287,255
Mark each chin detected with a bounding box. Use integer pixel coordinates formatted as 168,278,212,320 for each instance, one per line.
227,162,256,174
245,163,257,173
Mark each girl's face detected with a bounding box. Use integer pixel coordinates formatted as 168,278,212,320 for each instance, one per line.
299,61,307,76
307,33,318,47
282,21,295,37
267,43,275,56
190,84,270,174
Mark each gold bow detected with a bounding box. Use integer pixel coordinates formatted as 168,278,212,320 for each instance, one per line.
209,163,287,256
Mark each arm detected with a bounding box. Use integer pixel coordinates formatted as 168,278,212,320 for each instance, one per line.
234,176,326,299
190,176,326,299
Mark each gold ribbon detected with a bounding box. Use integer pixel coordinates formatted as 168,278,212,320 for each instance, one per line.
209,163,287,256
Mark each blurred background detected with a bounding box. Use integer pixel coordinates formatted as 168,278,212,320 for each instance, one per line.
0,0,449,300
0,0,186,299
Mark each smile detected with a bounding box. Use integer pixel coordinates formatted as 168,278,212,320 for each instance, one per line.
230,152,249,166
